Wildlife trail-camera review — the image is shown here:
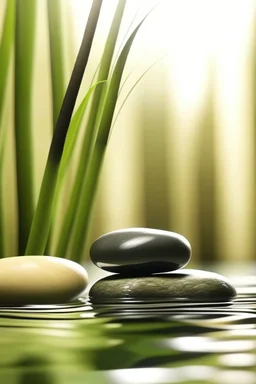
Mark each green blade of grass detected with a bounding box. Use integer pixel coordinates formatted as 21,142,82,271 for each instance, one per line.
55,0,127,258
0,119,8,258
0,127,6,258
0,125,7,258
45,0,67,254
0,0,14,128
25,0,103,256
57,81,106,186
112,55,166,131
67,18,147,263
50,80,105,225
0,179,4,257
47,0,65,127
14,0,37,254
0,0,15,257
48,81,105,253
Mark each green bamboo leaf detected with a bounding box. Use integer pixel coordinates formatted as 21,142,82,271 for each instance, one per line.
47,0,65,127
55,0,126,258
57,81,106,188
89,0,137,89
0,123,8,258
49,81,105,254
67,16,148,263
44,0,69,255
0,0,15,257
25,0,103,256
0,130,5,257
14,0,37,254
112,55,166,131
0,0,14,129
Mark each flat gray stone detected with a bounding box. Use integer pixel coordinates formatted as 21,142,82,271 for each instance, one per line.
90,228,191,275
89,269,236,303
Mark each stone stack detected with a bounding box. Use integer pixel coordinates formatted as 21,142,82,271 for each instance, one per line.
89,228,236,303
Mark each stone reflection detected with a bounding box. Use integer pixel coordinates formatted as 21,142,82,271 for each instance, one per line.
0,264,255,382
16,356,54,384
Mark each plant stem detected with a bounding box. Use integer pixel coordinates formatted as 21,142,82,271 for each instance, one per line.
55,0,127,258
0,0,14,127
45,0,66,254
25,0,103,256
0,179,4,257
14,0,37,254
0,0,15,257
47,0,65,127
68,20,144,263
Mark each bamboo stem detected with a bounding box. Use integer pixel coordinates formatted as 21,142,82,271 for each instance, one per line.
55,0,127,258
25,0,103,255
14,0,37,254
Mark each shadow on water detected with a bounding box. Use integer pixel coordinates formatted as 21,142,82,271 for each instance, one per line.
0,276,256,383
16,356,54,384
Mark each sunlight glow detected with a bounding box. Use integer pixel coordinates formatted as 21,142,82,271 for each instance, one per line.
109,366,216,384
69,0,256,261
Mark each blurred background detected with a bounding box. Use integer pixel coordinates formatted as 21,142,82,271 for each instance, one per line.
1,0,256,265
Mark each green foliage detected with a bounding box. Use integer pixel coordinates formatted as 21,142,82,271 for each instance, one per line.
25,0,103,255
0,0,15,257
14,0,37,254
68,17,148,263
47,0,65,128
55,0,127,259
0,0,150,262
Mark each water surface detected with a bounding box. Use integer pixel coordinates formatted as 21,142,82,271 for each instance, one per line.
0,274,256,384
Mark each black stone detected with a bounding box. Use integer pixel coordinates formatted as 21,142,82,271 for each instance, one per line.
90,228,191,275
89,269,237,303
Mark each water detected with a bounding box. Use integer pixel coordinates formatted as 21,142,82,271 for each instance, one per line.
0,274,256,384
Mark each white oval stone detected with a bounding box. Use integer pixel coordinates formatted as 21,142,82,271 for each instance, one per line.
0,256,88,306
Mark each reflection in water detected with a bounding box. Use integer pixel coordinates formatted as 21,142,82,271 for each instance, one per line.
219,353,256,367
17,356,54,384
0,276,255,383
109,366,219,384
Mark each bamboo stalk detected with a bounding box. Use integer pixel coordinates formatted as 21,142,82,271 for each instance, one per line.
0,0,14,127
47,0,65,127
0,0,15,257
14,0,37,254
67,20,146,263
25,0,103,256
45,0,66,254
55,0,127,258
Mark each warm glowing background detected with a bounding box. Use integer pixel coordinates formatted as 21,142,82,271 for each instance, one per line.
1,0,256,264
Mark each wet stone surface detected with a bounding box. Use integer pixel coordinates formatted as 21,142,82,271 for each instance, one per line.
89,269,237,304
0,256,88,306
90,228,191,275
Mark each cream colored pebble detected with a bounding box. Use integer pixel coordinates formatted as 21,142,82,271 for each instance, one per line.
0,256,88,306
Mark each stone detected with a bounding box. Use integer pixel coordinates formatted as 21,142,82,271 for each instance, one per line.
89,269,236,303
90,228,191,275
0,256,88,306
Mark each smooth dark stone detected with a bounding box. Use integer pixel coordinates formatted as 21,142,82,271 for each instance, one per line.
90,228,191,275
89,269,237,303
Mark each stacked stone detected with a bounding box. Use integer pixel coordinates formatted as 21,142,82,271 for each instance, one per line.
89,228,236,304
